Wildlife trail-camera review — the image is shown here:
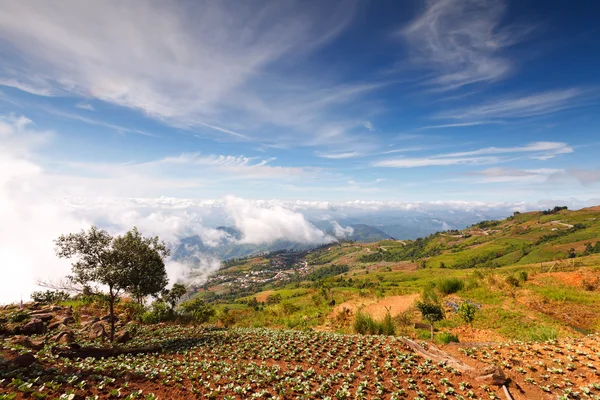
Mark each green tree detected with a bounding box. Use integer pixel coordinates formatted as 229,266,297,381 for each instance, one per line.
179,296,215,323
55,226,170,342
163,283,187,310
114,227,170,305
457,301,477,326
416,301,444,340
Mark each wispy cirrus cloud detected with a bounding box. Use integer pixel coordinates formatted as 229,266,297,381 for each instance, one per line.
400,0,528,90
374,141,573,168
75,103,94,111
466,167,562,183
439,88,590,120
418,121,498,130
0,0,365,146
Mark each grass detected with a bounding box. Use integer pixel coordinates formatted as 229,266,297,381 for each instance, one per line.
436,277,464,295
435,331,459,345
353,309,395,336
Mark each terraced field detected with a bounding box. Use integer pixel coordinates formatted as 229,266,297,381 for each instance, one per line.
4,325,600,399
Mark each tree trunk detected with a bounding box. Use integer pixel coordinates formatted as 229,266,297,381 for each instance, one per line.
109,288,115,343
430,323,434,340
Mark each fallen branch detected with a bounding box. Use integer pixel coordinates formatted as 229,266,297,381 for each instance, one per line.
398,337,507,385
502,384,514,400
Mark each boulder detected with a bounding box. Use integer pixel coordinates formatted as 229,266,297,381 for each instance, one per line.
10,335,43,350
11,352,37,367
32,313,54,322
88,321,107,340
21,319,46,335
115,329,131,344
101,314,118,323
60,316,75,325
81,317,99,327
47,321,63,331
52,331,75,345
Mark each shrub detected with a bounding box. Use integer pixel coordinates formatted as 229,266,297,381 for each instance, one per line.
457,302,477,326
31,290,70,304
141,300,173,324
179,297,215,323
505,275,521,287
516,270,528,282
436,332,459,345
353,310,395,336
266,293,282,305
380,310,396,336
394,309,413,327
437,278,464,295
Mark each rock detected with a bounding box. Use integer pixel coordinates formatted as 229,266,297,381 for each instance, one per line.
60,316,75,325
88,321,107,340
29,308,51,316
21,318,46,335
474,365,507,386
32,313,54,322
101,314,118,322
115,329,131,344
81,317,99,327
11,352,37,367
52,331,75,344
47,321,62,331
10,335,43,350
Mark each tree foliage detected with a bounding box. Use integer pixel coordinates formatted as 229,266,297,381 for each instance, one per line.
416,301,444,339
55,225,169,341
31,290,70,304
457,301,477,326
179,296,215,323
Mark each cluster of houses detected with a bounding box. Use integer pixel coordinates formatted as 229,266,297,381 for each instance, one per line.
205,251,312,289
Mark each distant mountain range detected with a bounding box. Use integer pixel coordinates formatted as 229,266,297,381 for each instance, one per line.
170,207,515,261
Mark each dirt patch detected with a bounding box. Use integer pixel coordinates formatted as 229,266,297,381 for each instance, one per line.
332,294,419,321
449,326,506,343
255,290,275,303
536,268,600,289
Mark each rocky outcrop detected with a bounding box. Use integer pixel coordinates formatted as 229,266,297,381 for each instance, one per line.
21,318,46,335
88,321,107,340
115,329,131,344
52,330,75,345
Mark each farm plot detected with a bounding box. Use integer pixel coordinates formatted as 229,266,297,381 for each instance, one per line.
3,325,506,399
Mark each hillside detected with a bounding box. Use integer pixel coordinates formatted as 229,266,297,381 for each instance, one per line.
195,206,600,342
3,206,600,399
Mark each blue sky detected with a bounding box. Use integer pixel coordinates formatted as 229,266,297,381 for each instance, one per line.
1,0,600,203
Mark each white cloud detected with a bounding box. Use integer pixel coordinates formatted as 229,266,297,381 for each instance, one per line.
418,121,496,129
440,88,588,119
330,221,354,238
374,141,573,168
363,121,375,131
75,103,94,111
224,196,335,245
401,0,526,89
0,0,368,147
316,151,362,159
467,167,563,183
567,169,600,186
